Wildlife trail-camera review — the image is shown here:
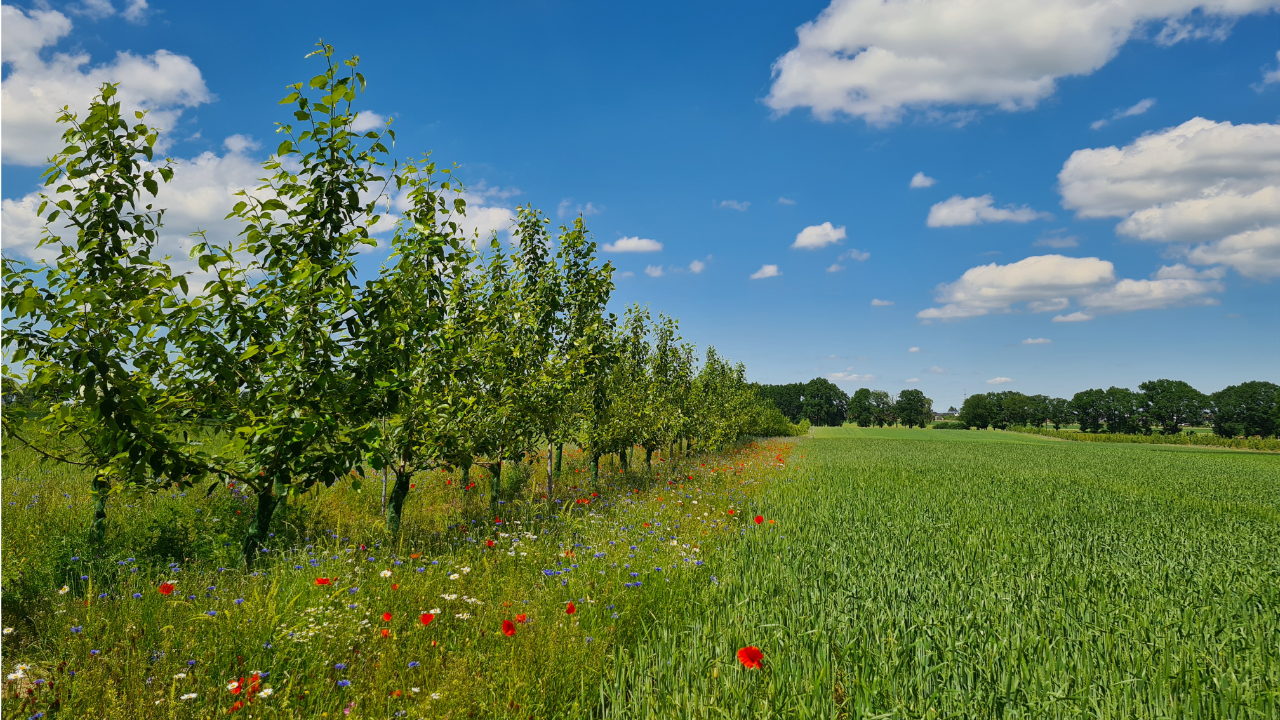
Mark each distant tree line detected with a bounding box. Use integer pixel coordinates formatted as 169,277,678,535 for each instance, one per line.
753,379,935,429
956,380,1279,439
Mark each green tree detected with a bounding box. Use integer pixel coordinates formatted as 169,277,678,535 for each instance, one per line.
848,388,874,427
869,390,897,427
801,378,849,427
1211,381,1280,438
1101,387,1146,434
1046,397,1073,430
2,85,209,546
959,393,993,429
1139,379,1207,435
1070,389,1107,433
895,389,933,428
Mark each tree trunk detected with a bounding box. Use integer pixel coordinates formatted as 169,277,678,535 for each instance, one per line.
488,460,502,515
554,443,563,475
386,467,412,535
645,447,653,471
546,440,554,498
591,453,600,487
89,471,110,547
461,458,471,489
242,484,279,567
620,447,628,472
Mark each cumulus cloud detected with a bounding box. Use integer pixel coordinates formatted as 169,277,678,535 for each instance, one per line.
616,270,635,279
910,172,937,188
644,265,665,277
1090,97,1156,129
778,196,797,205
603,236,663,253
1033,230,1080,248
718,200,750,211
1022,337,1052,344
908,347,921,353
750,264,781,279
905,378,920,383
1,5,212,165
927,194,1053,227
839,248,870,261
870,298,894,306
927,366,947,373
688,259,706,274
827,263,845,273
792,221,847,249
765,0,1276,125
917,254,1221,320
986,377,1015,385
556,199,602,219
350,111,387,132
1262,50,1280,84
917,254,1114,319
1059,117,1280,277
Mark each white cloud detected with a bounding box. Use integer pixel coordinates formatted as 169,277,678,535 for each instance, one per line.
718,200,750,211
778,196,797,205
986,377,1015,385
1079,264,1223,311
557,199,602,219
839,248,870,261
905,378,920,383
1262,50,1280,84
688,259,706,274
1022,337,1053,344
792,221,847,249
917,254,1114,319
827,263,845,272
750,264,781,279
910,172,937,188
122,0,148,23
1090,97,1156,129
870,298,893,306
927,194,1052,227
765,0,1276,125
1,5,212,165
644,265,665,278
350,112,386,132
1059,116,1280,277
603,236,663,253
1027,297,1071,313
1052,311,1094,322
222,134,260,154
827,371,875,382
616,270,635,279
927,366,947,373
1185,226,1280,278
908,347,921,353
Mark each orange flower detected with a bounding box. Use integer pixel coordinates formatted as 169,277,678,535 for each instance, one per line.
381,628,390,638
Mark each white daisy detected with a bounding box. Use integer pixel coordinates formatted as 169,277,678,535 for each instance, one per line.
258,688,274,698
180,693,198,701
58,585,70,595
379,570,392,578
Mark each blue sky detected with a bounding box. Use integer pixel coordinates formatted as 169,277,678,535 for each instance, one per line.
3,0,1278,409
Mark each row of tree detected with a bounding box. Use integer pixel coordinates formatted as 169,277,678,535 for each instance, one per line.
0,47,791,564
753,379,936,429
957,380,1280,438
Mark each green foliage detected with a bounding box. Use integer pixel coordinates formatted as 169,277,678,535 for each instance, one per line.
893,388,932,428
930,421,969,430
1212,381,1280,439
1005,424,1280,451
754,378,848,427
1140,379,1208,435
847,387,874,427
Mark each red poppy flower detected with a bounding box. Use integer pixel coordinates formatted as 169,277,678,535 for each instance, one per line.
381,628,389,638
382,612,392,622
409,483,416,489
565,602,576,615
516,614,527,624
501,620,516,637
315,578,331,586
754,516,763,524
391,583,400,591
420,613,434,626
410,553,421,559
486,540,495,547
229,700,244,713
737,646,763,669
727,510,735,516
158,582,175,595
494,516,501,524
229,678,243,695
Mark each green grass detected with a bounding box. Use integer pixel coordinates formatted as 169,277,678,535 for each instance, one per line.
5,432,1278,718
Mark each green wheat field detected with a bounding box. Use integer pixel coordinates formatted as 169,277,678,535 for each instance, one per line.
3,429,1278,718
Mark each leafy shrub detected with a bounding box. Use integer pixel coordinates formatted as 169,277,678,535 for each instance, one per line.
931,421,969,430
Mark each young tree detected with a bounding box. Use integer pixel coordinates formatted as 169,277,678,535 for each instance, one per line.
187,46,395,564
2,86,210,546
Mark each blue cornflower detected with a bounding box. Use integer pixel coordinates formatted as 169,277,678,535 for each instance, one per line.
407,661,419,668
349,587,358,594
80,575,88,581
337,679,351,687
234,598,244,605
70,626,82,634
132,593,143,599
310,559,320,567
205,610,217,617
187,660,196,666
334,663,347,670
89,649,100,655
